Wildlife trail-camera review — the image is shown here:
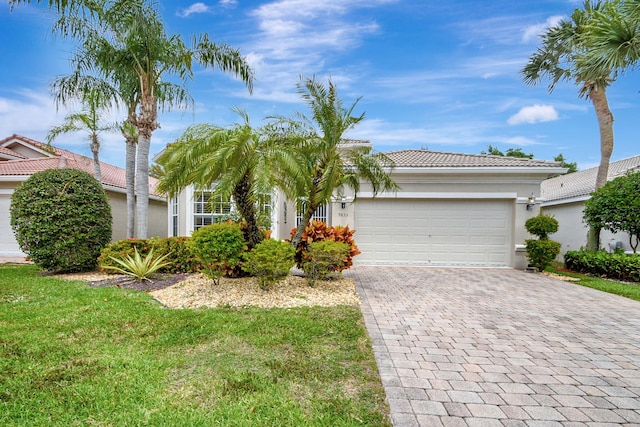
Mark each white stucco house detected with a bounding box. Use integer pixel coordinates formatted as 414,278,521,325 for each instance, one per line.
167,143,566,269
541,155,640,258
0,134,168,257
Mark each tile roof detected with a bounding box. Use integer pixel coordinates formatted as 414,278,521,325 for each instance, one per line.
0,146,27,160
541,155,640,202
0,134,161,197
385,149,563,168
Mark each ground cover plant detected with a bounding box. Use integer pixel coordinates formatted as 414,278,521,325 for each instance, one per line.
548,263,640,302
0,264,390,426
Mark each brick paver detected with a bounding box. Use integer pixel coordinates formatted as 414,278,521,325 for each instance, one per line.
348,267,640,427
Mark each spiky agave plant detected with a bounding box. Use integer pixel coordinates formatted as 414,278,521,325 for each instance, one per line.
102,248,171,280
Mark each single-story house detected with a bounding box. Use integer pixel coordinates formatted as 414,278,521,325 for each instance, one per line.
167,143,565,269
541,155,640,257
0,134,167,257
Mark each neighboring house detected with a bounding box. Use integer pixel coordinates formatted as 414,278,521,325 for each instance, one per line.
541,155,640,258
0,134,167,257
168,143,565,269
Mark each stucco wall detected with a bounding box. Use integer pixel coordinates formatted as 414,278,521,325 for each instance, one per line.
542,201,632,260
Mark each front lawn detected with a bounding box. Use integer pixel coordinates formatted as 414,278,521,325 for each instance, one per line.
548,265,640,302
0,264,390,426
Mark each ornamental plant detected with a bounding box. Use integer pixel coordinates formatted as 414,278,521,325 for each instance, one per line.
188,222,247,285
525,213,561,271
98,237,201,274
10,168,112,272
101,248,171,281
289,220,361,270
301,240,350,287
242,239,295,290
584,172,640,253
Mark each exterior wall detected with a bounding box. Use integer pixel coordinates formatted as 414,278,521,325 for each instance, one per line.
542,201,632,260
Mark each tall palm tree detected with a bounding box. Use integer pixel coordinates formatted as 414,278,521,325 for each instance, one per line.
14,0,254,239
272,76,399,248
46,89,118,182
156,109,299,248
577,0,640,82
522,1,617,250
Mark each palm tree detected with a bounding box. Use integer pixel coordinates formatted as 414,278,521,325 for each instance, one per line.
156,109,299,248
577,0,640,84
46,89,118,182
522,1,617,250
15,0,254,239
272,76,399,248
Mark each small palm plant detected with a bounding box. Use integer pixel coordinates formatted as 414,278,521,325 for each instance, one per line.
101,248,171,281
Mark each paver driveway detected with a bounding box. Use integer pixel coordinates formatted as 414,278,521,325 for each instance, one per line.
347,267,640,427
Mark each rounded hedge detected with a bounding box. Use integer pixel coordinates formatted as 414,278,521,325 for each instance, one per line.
10,168,112,272
525,214,558,240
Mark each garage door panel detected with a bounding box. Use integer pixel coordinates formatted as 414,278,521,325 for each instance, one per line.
354,199,512,267
0,194,24,257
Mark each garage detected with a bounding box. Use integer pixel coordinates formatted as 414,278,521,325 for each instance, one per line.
0,192,23,257
354,198,513,267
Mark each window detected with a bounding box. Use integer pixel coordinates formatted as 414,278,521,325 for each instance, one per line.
171,196,178,237
296,201,328,226
193,190,232,231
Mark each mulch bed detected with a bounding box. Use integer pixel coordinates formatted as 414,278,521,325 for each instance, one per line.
87,273,192,292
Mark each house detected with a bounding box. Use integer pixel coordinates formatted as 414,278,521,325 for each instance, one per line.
0,134,167,257
541,155,640,258
167,144,565,269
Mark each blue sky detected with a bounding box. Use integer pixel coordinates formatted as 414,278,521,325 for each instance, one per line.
1,0,638,170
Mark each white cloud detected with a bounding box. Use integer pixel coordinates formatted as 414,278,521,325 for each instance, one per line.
507,104,558,125
178,3,211,17
522,15,564,43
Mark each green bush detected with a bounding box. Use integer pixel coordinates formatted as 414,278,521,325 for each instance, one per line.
290,220,361,271
525,214,559,240
564,249,640,282
10,168,112,272
188,223,247,285
242,239,295,290
147,237,201,273
301,241,350,287
98,237,200,274
525,239,561,272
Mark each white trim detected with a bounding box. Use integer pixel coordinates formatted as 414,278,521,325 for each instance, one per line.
390,166,567,175
357,191,518,199
541,195,590,207
0,189,14,195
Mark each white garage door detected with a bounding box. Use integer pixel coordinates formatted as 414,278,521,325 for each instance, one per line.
354,199,512,267
0,193,24,257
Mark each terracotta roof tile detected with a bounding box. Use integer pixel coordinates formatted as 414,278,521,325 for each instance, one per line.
0,146,27,160
542,155,640,202
386,149,563,168
0,134,161,197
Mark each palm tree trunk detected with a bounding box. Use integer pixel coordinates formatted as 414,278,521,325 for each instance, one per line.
135,93,158,239
125,137,136,238
135,133,150,239
90,133,101,183
586,84,615,251
232,173,263,248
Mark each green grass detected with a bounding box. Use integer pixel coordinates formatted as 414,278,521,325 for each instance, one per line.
0,264,390,426
548,265,640,302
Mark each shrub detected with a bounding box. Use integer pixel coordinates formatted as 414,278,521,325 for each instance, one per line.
101,248,171,280
147,236,201,273
564,249,640,282
525,239,562,272
290,221,361,270
188,223,247,285
98,237,200,274
10,168,112,272
525,214,559,240
242,239,295,290
301,241,350,287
